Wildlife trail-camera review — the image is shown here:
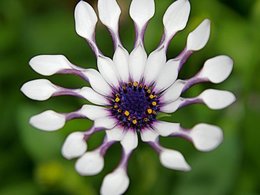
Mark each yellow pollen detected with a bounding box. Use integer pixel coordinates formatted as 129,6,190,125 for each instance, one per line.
124,110,130,116
147,89,151,94
149,94,154,99
117,109,122,113
132,119,137,125
147,108,153,114
115,97,120,102
114,105,118,109
152,101,157,106
144,118,149,122
133,82,138,87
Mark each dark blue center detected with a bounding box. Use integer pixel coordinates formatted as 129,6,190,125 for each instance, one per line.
110,82,160,130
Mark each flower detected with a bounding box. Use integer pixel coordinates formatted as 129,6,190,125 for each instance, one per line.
21,0,236,194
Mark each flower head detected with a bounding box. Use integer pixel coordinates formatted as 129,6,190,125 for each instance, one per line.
21,0,235,194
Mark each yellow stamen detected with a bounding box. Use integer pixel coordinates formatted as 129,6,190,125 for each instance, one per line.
124,110,130,117
114,105,118,109
144,118,149,122
149,94,154,99
133,82,138,87
153,110,157,115
147,89,151,94
132,119,137,125
115,97,120,102
152,101,157,106
117,109,122,113
147,108,153,114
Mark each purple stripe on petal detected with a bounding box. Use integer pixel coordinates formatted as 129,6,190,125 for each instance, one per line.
99,136,116,156
182,77,209,93
179,98,203,108
58,69,89,81
148,140,162,153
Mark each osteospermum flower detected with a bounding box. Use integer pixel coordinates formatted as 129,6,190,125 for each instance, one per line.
21,0,236,194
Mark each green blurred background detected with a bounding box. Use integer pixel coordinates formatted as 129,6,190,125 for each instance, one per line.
1,0,260,194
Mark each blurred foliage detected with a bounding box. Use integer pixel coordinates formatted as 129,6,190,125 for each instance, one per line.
0,0,260,194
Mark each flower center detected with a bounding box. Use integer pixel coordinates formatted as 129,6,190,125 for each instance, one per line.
110,82,160,130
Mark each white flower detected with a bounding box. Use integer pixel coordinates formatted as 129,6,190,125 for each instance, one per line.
21,0,235,194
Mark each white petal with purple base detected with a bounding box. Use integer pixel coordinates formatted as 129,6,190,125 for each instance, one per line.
155,60,180,91
62,132,87,159
153,121,181,136
187,19,211,51
98,0,121,33
21,79,56,101
101,168,129,195
143,47,167,84
163,0,190,43
29,55,76,76
113,46,130,82
160,148,191,171
140,128,158,142
161,80,186,103
129,45,147,82
97,56,119,87
84,69,112,96
106,126,125,142
75,151,104,176
190,124,223,152
30,110,66,131
75,1,97,40
200,89,236,110
121,131,138,153
199,56,233,83
130,0,155,29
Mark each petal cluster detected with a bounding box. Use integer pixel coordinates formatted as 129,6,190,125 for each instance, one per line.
21,0,235,194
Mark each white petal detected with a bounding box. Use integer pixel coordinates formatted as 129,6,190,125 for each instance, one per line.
95,117,117,129
101,168,129,195
187,19,211,51
84,69,112,96
160,98,183,113
75,1,97,40
163,0,191,39
140,128,158,142
29,110,65,131
129,44,147,82
199,89,236,110
160,149,191,171
199,56,233,84
120,131,138,153
21,79,57,101
75,151,104,176
161,80,186,103
130,0,155,30
98,0,121,32
29,55,72,76
190,124,223,152
113,46,130,82
143,47,167,84
155,59,180,91
153,121,180,137
61,132,87,159
97,56,119,87
80,105,109,120
106,126,125,141
78,87,109,105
